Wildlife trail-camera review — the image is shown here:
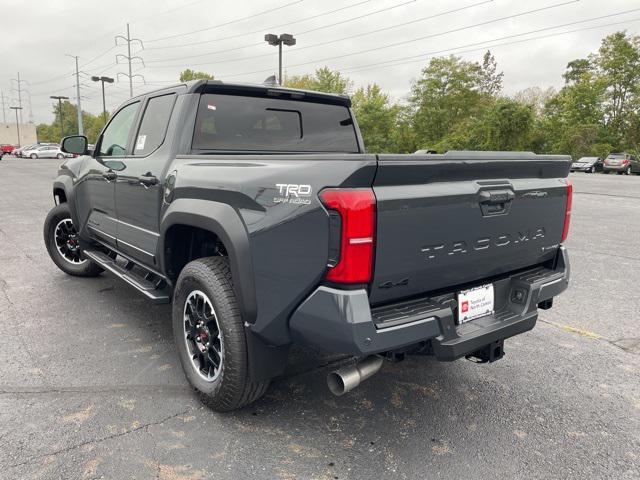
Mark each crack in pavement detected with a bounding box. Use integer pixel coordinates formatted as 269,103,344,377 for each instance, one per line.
0,384,191,397
569,247,640,263
574,190,640,200
539,318,639,356
6,409,190,469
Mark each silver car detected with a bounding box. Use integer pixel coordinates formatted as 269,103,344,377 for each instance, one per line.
22,145,65,159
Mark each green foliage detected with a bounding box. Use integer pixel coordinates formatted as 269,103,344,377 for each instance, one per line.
37,100,108,144
351,84,400,153
284,67,352,94
179,69,214,82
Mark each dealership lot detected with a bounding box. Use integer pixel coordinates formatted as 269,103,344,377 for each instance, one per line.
0,157,638,479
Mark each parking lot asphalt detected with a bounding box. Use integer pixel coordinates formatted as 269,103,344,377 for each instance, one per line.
0,156,638,480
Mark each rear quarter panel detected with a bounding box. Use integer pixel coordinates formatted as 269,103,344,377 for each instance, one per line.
167,154,376,345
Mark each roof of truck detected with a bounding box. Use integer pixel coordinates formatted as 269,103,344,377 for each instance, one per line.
131,79,352,107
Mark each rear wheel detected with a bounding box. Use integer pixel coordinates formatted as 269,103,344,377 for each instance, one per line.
626,166,631,175
173,257,269,412
589,166,595,173
43,203,103,277
56,153,64,159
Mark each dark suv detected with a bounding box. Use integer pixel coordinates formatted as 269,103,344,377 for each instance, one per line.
603,153,639,175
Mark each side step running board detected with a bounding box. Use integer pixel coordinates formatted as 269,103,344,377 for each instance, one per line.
83,249,171,304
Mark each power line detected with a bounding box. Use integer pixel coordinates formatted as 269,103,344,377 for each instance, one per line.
148,0,574,70
145,0,305,44
146,0,488,66
344,16,640,75
144,0,415,51
80,45,118,68
213,7,640,79
144,0,376,60
115,23,145,97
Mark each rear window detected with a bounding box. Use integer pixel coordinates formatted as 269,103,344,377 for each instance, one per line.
192,93,359,153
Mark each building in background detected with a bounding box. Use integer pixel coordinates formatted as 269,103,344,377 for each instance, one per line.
0,123,38,146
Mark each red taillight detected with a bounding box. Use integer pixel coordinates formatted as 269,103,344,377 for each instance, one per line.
319,188,376,284
561,178,572,242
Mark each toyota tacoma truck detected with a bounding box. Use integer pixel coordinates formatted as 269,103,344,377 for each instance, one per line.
44,80,571,411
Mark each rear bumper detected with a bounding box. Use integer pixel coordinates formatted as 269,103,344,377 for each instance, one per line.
603,165,627,172
289,247,570,360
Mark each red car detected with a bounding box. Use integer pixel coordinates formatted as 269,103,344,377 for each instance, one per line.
1,144,16,156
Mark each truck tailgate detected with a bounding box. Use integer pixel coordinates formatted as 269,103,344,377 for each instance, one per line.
370,152,571,305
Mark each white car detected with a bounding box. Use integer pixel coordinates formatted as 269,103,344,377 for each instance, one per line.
22,145,66,159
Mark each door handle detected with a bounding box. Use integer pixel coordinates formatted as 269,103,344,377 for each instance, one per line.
138,175,158,186
102,171,117,181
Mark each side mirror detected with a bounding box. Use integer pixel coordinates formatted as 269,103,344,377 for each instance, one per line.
61,135,88,155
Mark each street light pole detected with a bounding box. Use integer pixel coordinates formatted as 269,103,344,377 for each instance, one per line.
91,76,114,124
50,95,69,139
264,33,296,85
9,106,23,147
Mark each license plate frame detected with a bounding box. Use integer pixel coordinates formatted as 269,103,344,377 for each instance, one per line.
457,283,494,325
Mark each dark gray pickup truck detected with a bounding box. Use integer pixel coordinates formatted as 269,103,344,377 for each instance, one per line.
44,80,571,411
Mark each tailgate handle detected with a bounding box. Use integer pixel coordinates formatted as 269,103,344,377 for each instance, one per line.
479,189,514,216
479,189,514,205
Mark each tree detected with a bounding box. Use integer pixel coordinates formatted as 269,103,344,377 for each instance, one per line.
284,67,352,94
409,55,488,148
590,32,640,137
479,50,503,96
37,101,107,144
513,86,556,117
179,69,214,82
476,99,534,151
351,84,399,153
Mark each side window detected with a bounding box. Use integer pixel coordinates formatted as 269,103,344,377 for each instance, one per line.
133,94,176,156
98,102,139,157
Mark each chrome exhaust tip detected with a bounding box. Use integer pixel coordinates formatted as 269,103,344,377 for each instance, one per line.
327,355,383,396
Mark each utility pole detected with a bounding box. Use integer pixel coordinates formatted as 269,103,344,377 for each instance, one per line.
264,34,296,85
91,76,114,124
50,95,69,139
10,106,22,147
10,72,28,125
0,91,6,123
115,23,145,97
65,54,84,135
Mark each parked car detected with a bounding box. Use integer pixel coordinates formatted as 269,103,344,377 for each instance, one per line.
44,80,572,411
13,144,37,157
570,156,603,173
21,144,65,159
603,152,639,175
1,144,16,156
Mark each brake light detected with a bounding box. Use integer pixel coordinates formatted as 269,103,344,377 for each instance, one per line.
561,178,572,242
319,188,376,284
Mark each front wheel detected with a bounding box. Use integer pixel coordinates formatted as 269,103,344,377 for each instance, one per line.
173,257,269,412
43,203,103,277
626,166,631,175
589,166,595,173
30,153,37,159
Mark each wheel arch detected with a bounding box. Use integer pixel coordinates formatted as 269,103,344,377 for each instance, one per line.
160,198,257,325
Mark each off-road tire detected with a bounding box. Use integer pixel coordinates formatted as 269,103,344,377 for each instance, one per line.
173,257,269,412
43,203,103,277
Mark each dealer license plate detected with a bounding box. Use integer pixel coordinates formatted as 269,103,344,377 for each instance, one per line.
457,284,494,324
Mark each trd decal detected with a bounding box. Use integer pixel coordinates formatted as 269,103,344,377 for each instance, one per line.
274,184,312,205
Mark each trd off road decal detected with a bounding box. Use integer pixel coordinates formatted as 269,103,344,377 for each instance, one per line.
274,184,312,205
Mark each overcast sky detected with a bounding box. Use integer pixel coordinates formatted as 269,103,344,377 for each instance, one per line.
2,0,639,125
